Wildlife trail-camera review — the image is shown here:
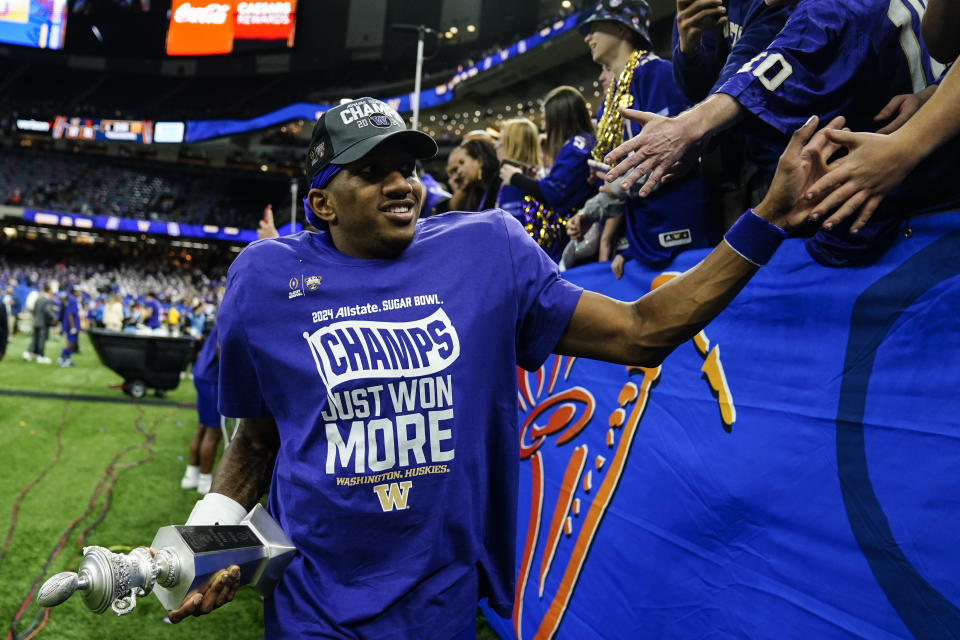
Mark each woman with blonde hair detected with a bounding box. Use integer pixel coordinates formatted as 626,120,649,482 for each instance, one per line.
494,118,542,221
500,87,598,261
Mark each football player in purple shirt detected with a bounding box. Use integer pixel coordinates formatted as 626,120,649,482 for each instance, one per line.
168,97,842,639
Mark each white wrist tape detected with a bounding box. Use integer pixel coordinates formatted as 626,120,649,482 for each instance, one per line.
185,492,248,526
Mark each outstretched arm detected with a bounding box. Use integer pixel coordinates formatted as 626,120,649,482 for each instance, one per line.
558,116,843,365
602,93,746,196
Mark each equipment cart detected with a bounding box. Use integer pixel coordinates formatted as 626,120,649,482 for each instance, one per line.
88,328,195,399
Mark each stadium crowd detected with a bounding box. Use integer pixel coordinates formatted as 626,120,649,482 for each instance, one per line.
1,257,225,364
1,0,955,397
0,0,955,405
424,0,960,277
4,0,953,280
0,0,958,638
0,148,292,229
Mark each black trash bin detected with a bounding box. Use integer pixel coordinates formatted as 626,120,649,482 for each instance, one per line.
88,328,195,398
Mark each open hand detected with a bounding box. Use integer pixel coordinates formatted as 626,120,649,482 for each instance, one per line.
754,115,847,232
603,109,700,197
805,129,914,234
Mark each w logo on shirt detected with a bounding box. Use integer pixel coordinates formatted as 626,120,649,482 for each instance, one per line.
373,481,412,511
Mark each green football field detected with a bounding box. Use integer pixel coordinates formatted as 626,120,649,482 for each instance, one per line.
0,331,498,640
0,332,264,640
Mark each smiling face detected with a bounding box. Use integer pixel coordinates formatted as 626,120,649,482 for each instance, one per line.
445,147,482,191
310,141,424,259
583,21,628,66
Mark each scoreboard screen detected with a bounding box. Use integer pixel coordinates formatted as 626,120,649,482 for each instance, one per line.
0,0,68,49
154,121,186,143
166,0,297,56
52,117,154,144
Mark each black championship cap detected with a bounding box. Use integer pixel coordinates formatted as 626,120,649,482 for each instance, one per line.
305,97,438,181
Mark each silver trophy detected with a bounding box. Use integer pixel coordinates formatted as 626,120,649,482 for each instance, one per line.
37,504,295,616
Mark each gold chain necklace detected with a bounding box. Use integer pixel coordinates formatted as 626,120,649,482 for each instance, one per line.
592,49,646,162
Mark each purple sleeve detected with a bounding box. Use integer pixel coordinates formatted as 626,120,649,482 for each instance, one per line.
217,265,270,419
537,135,592,206
714,2,856,135
709,1,791,94
499,212,583,370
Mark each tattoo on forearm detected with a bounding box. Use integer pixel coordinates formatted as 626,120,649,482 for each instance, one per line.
210,419,279,509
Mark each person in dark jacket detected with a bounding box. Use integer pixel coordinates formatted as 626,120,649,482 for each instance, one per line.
24,283,56,364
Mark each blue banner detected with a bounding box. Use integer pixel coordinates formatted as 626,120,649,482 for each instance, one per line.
483,210,960,639
184,14,581,142
22,209,257,243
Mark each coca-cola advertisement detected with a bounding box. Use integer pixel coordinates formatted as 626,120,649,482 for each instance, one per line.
165,0,296,56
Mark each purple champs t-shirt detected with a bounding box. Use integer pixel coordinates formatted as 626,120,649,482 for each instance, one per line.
217,209,583,639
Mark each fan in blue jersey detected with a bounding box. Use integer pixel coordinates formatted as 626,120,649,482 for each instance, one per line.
606,0,957,266
500,86,598,263
166,96,846,639
672,0,792,185
802,0,960,234
581,0,721,268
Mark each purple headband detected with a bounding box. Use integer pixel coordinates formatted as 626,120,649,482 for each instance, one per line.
302,164,343,230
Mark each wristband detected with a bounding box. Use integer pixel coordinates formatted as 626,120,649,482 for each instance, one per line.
723,209,788,266
186,492,248,526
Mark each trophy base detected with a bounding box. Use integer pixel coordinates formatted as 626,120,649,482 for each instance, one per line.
151,504,295,610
